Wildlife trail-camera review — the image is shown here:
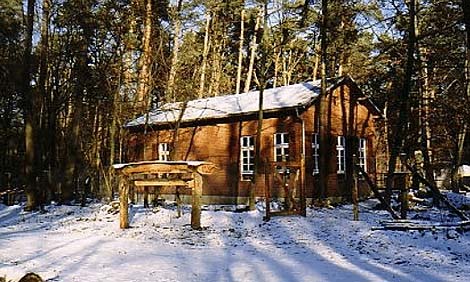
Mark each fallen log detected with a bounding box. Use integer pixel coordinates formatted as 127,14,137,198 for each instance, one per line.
372,220,470,232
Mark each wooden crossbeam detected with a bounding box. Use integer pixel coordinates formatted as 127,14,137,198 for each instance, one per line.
133,180,193,187
122,164,192,175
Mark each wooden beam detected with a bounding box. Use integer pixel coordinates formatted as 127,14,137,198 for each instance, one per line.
134,180,189,186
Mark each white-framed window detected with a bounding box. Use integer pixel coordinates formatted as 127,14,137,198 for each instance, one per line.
158,143,170,161
312,133,319,174
240,136,255,180
274,133,289,162
358,138,367,172
337,136,346,174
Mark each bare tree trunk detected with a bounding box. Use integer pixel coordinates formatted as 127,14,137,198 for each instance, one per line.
108,75,121,199
417,47,436,188
64,102,81,202
198,13,211,99
244,10,262,93
312,54,319,81
252,2,268,211
123,2,138,103
236,9,245,94
166,0,184,102
453,1,470,191
136,0,153,109
273,50,281,88
23,0,38,211
318,0,329,202
386,0,416,204
38,0,51,203
209,23,225,97
91,105,103,197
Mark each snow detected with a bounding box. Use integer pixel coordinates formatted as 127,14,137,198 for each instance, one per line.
458,165,470,177
1,197,470,282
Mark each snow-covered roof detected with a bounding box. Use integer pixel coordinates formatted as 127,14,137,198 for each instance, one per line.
125,76,370,127
126,79,333,127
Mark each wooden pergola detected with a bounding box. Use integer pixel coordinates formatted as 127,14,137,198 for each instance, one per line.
112,161,217,230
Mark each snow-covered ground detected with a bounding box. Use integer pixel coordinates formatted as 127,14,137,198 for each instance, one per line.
1,196,469,282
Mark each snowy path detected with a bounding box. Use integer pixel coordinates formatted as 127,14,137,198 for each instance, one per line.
1,202,469,281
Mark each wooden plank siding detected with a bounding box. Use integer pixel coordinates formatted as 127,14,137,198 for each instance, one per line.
126,82,381,204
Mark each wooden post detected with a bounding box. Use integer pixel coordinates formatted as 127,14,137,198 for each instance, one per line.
282,165,291,210
300,157,306,216
129,184,136,204
352,154,359,221
191,172,203,230
176,187,182,218
264,160,271,221
119,176,129,229
400,174,409,219
143,186,149,208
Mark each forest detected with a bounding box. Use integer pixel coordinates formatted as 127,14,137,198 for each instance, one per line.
1,0,469,211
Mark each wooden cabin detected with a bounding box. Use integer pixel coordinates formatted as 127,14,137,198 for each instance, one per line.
125,76,383,205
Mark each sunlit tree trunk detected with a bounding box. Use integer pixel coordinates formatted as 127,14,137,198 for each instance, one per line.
253,2,268,211
318,0,329,202
236,9,245,94
167,0,184,102
244,10,261,93
198,13,211,99
136,0,153,109
273,50,281,88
